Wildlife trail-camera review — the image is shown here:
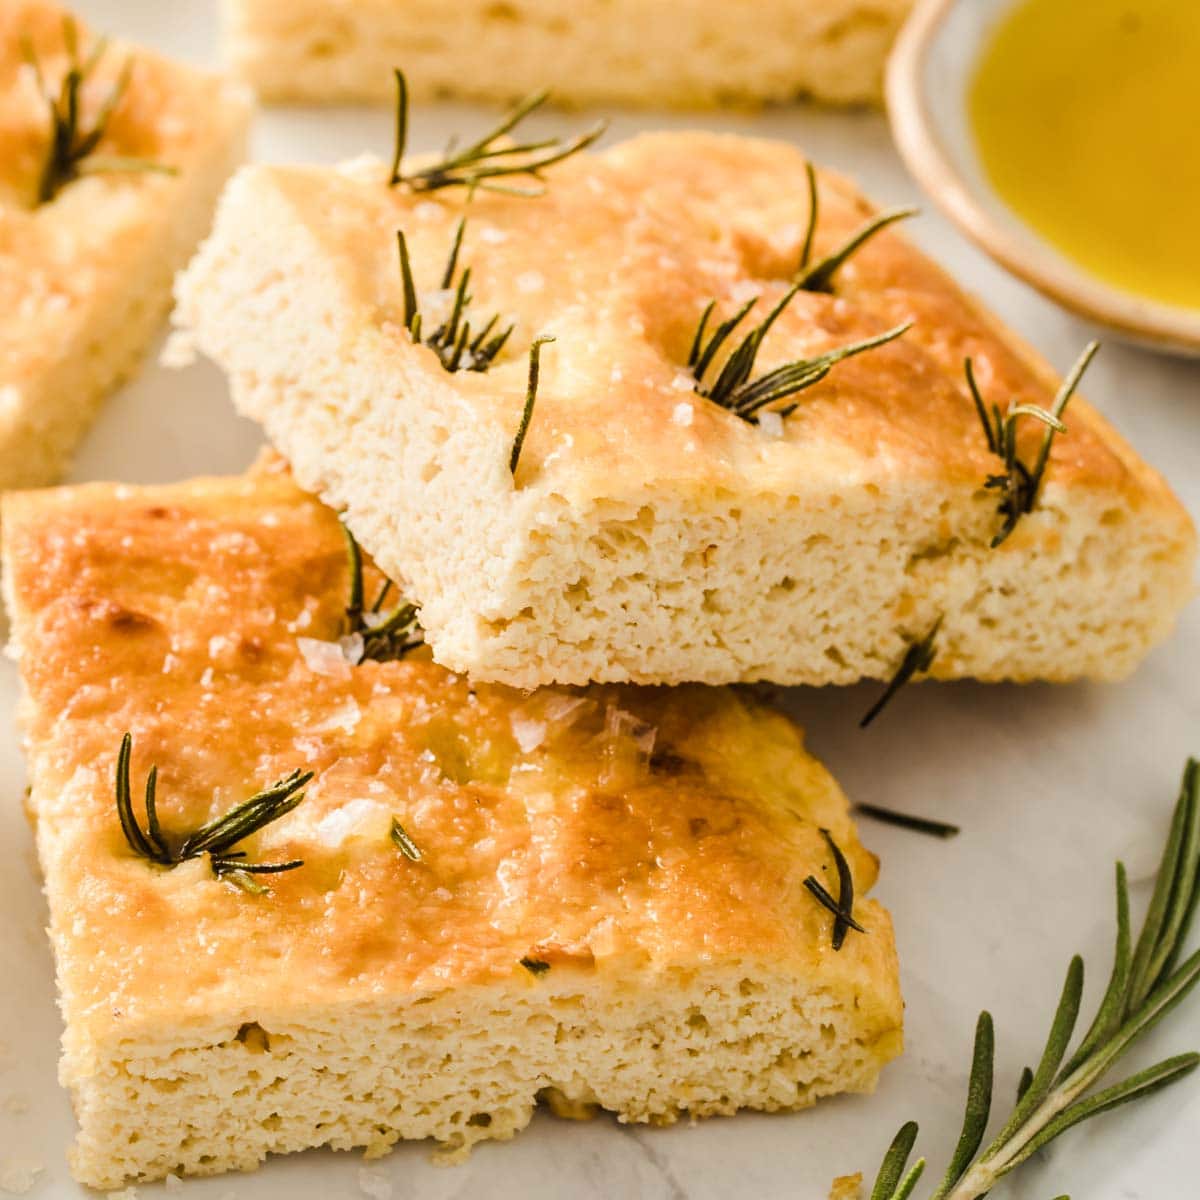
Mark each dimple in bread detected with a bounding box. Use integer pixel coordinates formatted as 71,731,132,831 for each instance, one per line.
1,461,902,1188
219,0,912,108
0,0,251,491
174,130,1196,690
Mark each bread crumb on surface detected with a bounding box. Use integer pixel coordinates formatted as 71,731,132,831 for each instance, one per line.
829,1172,863,1200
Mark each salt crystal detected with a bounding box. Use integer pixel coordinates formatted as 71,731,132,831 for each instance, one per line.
312,697,362,734
478,225,508,245
605,706,657,758
296,638,352,681
543,693,590,730
511,716,547,753
758,411,785,439
672,402,694,427
338,633,365,665
670,372,694,393
313,799,389,848
516,271,544,294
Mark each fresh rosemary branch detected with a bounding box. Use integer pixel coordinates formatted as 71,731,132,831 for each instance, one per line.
855,804,961,840
860,617,942,729
341,523,423,662
686,285,910,422
509,336,554,475
388,69,604,195
22,18,175,206
804,828,866,950
968,341,1099,548
865,758,1200,1200
796,162,917,293
390,816,423,862
115,732,311,893
397,221,514,373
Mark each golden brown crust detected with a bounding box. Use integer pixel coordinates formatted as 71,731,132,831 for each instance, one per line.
2,466,900,1053
248,132,1184,522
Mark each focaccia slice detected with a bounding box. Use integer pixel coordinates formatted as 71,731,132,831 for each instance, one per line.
1,461,902,1188
0,0,251,490
174,130,1196,689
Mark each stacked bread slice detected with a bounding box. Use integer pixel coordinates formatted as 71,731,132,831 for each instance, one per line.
174,131,1195,690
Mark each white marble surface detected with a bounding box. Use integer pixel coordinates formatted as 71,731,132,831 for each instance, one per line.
2,4,1198,1197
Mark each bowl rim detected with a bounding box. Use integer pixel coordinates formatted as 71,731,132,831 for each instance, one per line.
885,0,1200,355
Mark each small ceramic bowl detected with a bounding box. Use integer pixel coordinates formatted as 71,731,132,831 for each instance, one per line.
886,0,1200,356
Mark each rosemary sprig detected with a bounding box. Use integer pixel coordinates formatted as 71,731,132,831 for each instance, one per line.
22,18,175,206
509,336,554,475
968,341,1099,548
860,617,942,729
686,285,910,422
115,732,310,893
803,829,866,950
796,162,918,293
390,816,423,862
865,758,1200,1200
856,804,961,840
388,69,604,195
341,523,423,662
520,957,551,976
397,221,514,373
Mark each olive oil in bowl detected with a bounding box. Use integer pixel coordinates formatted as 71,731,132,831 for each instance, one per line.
970,0,1200,311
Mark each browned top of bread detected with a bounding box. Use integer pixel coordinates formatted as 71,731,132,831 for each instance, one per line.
2,462,899,1051
203,132,1184,521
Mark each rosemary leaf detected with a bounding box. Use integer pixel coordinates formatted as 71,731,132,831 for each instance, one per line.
24,19,175,206
796,204,918,293
686,283,909,423
340,522,424,662
388,69,604,195
114,733,310,892
390,817,423,862
968,342,1099,548
855,804,961,840
862,758,1200,1200
798,161,819,274
822,827,858,950
870,1123,921,1200
929,1014,994,1200
803,870,867,945
396,222,515,374
510,336,554,475
520,957,551,976
860,617,942,729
